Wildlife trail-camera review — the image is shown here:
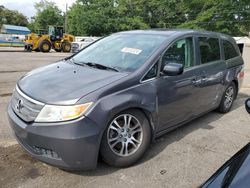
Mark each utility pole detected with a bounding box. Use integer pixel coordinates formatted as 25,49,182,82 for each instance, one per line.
64,3,68,33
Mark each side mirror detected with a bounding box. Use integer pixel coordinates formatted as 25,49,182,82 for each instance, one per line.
245,98,250,114
162,63,184,76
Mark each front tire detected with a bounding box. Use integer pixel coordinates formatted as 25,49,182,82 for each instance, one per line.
217,82,236,113
39,40,51,53
100,109,151,167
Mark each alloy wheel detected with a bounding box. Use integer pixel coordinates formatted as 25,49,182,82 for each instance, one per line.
107,114,143,157
224,86,234,109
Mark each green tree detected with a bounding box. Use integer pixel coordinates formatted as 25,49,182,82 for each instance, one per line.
177,0,250,35
67,0,250,36
68,0,149,36
33,0,64,30
0,5,28,27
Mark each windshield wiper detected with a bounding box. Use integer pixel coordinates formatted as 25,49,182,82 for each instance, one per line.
71,60,119,72
84,62,119,72
73,61,87,67
68,59,87,67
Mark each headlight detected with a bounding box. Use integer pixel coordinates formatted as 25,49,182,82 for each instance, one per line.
35,102,93,123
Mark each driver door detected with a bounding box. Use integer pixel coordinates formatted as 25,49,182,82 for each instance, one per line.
156,37,202,131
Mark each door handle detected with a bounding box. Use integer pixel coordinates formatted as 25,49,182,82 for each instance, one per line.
192,77,202,86
192,76,206,86
201,75,208,83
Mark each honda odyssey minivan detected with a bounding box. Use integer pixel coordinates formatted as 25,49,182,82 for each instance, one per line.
8,29,244,170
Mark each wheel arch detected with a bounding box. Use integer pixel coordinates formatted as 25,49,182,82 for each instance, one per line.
232,79,239,99
94,106,156,161
224,66,242,99
107,107,156,143
38,36,52,46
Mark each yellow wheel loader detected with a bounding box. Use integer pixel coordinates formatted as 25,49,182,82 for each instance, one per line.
24,26,74,53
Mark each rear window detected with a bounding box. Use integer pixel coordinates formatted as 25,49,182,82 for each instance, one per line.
223,40,239,60
199,37,220,64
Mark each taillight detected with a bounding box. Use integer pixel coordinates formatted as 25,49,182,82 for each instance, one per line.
239,71,244,78
238,65,244,79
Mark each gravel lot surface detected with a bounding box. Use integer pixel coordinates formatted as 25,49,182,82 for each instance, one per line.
0,47,250,188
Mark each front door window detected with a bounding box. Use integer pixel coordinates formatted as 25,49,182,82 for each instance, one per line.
162,37,194,70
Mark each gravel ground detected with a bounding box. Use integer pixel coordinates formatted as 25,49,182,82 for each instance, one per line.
0,47,250,188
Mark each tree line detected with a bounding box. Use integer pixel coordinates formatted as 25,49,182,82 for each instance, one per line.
1,0,250,36
0,5,28,27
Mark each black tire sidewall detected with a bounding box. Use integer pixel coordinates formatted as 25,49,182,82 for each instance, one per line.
62,42,71,52
39,40,51,53
100,109,151,167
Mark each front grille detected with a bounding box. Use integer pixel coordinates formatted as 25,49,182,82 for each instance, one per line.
71,43,79,52
11,86,44,122
72,43,79,48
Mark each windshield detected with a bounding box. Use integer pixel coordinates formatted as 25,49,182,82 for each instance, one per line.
72,34,168,72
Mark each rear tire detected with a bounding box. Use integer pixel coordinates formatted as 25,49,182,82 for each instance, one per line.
217,82,236,113
39,40,51,53
100,109,151,168
62,42,71,52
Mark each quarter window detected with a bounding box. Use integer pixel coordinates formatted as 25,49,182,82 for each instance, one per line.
223,40,239,60
142,62,159,81
199,37,220,64
162,37,194,69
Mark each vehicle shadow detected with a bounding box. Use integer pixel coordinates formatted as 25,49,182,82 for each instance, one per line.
71,93,249,176
139,93,249,163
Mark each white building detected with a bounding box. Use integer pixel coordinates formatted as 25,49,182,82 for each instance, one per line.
233,37,250,69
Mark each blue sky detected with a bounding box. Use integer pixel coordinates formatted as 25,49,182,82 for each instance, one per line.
1,0,76,18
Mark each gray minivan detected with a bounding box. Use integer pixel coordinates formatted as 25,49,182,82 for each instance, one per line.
8,29,244,170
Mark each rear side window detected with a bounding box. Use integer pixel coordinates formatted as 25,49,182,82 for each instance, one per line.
223,40,239,60
199,37,220,64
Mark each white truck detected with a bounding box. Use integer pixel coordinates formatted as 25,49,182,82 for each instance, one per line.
71,37,100,53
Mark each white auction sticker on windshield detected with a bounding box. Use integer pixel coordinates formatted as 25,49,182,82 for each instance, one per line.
121,47,142,55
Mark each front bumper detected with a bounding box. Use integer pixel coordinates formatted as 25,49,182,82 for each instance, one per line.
71,45,80,53
7,104,102,170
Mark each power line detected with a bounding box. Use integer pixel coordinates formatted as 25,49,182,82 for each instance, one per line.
162,19,250,26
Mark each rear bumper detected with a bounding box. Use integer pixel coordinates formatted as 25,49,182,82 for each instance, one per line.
7,104,102,170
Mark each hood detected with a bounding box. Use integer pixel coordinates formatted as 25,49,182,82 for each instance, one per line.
18,61,128,105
